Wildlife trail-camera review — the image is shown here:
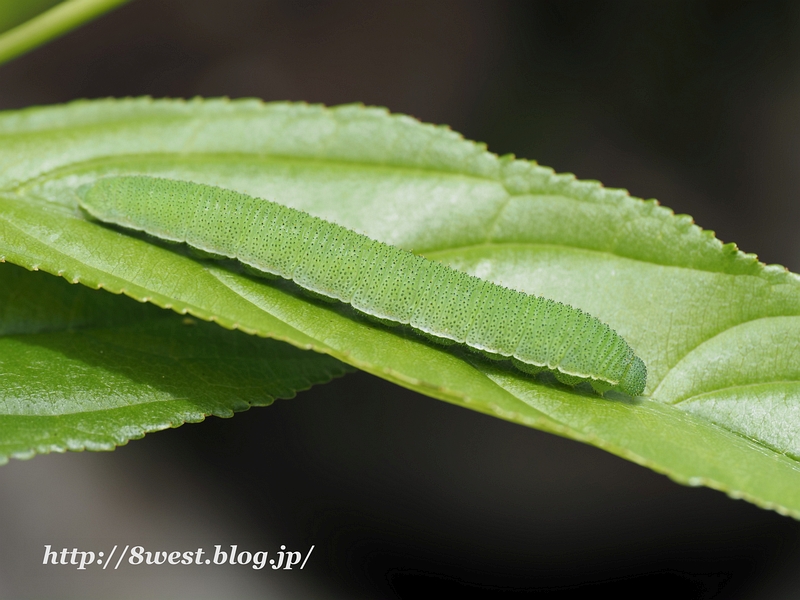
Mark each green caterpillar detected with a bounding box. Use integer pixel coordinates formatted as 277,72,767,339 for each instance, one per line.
77,176,647,396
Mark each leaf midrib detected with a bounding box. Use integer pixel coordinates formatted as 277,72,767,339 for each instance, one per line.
670,380,800,405
5,155,800,407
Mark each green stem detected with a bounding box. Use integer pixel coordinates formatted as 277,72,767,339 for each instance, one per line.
0,0,131,66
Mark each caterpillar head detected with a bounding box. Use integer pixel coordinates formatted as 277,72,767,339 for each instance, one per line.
619,355,647,397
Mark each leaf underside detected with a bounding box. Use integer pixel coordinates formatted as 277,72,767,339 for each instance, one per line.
0,98,798,516
0,261,351,461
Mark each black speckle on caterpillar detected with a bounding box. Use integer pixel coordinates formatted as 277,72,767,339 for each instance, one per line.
77,176,647,396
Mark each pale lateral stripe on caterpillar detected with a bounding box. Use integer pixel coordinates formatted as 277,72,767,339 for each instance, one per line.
77,176,647,396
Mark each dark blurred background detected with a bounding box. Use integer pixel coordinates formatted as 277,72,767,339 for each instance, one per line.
1,1,800,598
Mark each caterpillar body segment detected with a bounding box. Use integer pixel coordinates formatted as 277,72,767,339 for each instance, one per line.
78,176,647,396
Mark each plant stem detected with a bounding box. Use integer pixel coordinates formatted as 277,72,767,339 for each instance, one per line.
0,0,131,66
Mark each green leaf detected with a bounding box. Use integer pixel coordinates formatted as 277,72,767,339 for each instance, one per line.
0,98,798,516
0,0,131,65
0,260,352,461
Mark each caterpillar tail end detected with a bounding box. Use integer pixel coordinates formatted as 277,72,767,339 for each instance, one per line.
75,183,92,200
618,355,647,397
